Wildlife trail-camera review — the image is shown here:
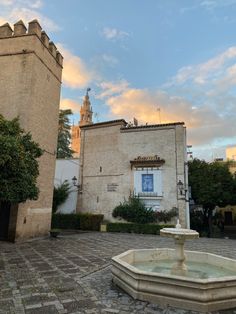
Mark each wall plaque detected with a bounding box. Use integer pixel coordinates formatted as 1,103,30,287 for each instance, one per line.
107,183,118,192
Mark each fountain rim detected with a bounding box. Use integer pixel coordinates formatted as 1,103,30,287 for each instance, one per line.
160,227,199,237
112,248,236,284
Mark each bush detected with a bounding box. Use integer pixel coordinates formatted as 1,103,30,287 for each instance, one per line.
52,181,71,213
112,196,155,224
51,213,80,229
80,213,104,231
51,213,104,231
154,207,178,223
107,223,174,234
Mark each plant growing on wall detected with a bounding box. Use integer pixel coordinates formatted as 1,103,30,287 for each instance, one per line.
0,115,43,204
57,109,74,158
112,196,156,224
52,181,71,213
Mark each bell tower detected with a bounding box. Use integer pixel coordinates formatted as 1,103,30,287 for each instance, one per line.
71,88,93,156
79,88,93,126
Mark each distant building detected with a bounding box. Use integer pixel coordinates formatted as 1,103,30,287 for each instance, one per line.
77,120,190,228
71,89,93,157
226,146,236,161
0,20,63,241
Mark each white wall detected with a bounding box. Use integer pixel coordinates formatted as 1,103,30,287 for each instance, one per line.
54,159,80,214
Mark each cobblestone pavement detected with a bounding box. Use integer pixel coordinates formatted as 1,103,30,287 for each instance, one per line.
0,232,236,314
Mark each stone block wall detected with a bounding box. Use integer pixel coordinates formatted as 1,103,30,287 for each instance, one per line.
78,121,189,228
0,20,63,240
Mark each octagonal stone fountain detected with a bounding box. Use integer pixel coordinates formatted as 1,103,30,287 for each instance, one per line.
112,221,236,312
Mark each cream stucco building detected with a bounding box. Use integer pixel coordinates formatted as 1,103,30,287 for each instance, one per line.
78,119,189,228
0,20,63,241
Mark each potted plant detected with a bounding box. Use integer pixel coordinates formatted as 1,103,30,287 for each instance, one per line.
50,229,61,238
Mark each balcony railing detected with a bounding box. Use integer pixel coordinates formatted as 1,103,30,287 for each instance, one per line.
137,192,162,197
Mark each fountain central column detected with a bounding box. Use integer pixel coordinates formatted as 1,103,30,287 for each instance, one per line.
171,235,187,276
160,223,199,277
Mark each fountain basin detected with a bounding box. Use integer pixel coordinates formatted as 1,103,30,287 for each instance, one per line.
112,248,236,312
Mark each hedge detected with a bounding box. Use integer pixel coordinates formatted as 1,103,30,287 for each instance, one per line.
106,223,174,234
51,213,104,231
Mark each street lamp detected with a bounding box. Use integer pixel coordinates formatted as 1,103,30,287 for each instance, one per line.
72,176,81,191
177,180,185,195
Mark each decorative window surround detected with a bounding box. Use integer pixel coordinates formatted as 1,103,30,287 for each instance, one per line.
134,168,163,198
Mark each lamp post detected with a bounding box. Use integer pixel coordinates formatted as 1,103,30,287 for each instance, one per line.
177,179,190,229
72,176,82,192
177,180,184,196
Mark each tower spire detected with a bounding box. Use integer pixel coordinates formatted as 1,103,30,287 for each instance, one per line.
79,88,93,127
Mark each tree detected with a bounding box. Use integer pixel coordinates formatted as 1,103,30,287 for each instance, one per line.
0,114,43,204
57,109,74,158
188,158,236,236
52,181,71,213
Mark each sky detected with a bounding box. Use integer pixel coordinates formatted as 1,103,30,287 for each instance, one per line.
1,0,236,160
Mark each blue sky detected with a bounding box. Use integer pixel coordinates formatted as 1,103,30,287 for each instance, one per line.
1,0,236,160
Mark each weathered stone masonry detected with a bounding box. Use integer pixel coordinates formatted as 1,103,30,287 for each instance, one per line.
0,20,63,240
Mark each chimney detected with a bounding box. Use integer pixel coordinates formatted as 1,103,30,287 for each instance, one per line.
41,31,49,48
0,23,13,38
14,20,27,36
28,19,42,37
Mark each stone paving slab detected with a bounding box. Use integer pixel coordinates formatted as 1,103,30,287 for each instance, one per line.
0,232,236,314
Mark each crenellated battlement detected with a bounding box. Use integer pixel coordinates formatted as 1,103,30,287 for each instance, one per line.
0,20,63,67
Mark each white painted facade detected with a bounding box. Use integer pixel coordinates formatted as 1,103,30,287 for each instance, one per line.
54,159,80,214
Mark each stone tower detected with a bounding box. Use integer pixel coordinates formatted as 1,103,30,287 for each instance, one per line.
0,20,63,241
71,88,93,156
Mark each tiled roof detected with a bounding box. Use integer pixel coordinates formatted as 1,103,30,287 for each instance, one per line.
121,122,185,130
80,119,127,129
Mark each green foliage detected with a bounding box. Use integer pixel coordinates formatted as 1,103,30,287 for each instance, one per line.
52,181,71,213
79,213,104,230
0,115,43,203
107,223,174,234
51,213,104,231
57,109,74,158
112,196,156,224
52,213,80,229
155,207,178,223
189,159,236,236
189,159,236,211
190,210,206,235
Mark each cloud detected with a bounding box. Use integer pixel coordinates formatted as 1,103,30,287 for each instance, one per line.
101,54,118,66
0,0,59,32
57,44,94,89
180,0,236,14
98,80,236,147
60,98,81,114
200,0,236,10
170,46,236,86
0,0,13,5
102,27,129,41
97,80,129,99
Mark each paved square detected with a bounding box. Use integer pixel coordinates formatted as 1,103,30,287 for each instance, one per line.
0,232,236,314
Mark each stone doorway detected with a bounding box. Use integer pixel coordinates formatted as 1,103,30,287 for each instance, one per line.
0,202,18,241
0,201,11,240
